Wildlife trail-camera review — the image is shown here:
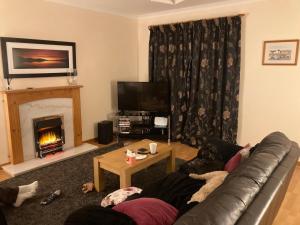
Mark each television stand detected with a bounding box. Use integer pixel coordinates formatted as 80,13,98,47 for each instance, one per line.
116,111,171,144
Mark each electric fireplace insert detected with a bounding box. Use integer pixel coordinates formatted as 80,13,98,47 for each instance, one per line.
33,115,65,158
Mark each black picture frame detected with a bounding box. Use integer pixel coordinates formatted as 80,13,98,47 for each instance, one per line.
0,37,76,78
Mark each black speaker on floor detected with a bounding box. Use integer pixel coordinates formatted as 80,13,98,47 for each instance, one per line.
98,120,113,144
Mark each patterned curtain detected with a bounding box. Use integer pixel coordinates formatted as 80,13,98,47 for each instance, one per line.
149,16,241,147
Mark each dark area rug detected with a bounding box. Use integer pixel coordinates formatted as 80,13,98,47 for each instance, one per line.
0,143,185,225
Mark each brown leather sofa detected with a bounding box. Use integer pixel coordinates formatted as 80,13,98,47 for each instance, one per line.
174,132,299,225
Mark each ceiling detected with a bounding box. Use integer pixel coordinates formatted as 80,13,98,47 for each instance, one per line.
46,0,255,18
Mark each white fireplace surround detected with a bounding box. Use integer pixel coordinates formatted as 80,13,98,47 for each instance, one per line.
19,98,74,161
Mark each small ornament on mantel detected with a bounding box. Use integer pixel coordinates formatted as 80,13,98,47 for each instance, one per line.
66,68,78,86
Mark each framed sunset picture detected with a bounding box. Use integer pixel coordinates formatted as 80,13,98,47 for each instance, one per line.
0,37,76,78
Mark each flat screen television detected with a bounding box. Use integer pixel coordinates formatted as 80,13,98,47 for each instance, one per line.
117,82,170,113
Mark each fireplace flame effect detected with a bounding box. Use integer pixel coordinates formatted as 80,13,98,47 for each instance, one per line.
39,131,60,146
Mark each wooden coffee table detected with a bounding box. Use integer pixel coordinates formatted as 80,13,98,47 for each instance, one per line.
93,139,175,192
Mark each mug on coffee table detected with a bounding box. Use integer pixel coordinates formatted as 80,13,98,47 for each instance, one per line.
149,142,158,154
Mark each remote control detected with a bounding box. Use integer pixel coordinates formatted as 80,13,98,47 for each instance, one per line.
40,190,61,205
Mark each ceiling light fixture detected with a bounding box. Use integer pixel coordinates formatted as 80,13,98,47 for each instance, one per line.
150,0,185,5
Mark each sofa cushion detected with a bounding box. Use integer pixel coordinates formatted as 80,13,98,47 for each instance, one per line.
174,132,293,225
224,146,251,172
224,151,242,172
113,198,178,225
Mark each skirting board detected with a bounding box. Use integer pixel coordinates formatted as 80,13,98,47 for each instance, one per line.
3,143,98,177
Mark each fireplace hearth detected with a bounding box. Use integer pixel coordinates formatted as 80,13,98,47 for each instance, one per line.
33,115,65,158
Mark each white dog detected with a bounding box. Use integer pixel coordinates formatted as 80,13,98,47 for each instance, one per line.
188,171,228,204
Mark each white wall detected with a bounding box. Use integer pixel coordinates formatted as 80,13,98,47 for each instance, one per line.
1,0,299,164
0,0,138,164
137,0,300,146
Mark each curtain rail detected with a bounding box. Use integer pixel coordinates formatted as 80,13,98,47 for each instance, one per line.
148,13,246,29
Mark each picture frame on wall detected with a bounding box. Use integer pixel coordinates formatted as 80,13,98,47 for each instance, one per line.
0,37,76,78
262,39,299,65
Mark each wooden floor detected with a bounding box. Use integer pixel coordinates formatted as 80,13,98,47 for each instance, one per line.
273,165,300,225
0,139,299,225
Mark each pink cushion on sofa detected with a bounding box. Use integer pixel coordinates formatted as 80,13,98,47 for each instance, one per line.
113,198,178,225
224,151,242,172
224,145,251,172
